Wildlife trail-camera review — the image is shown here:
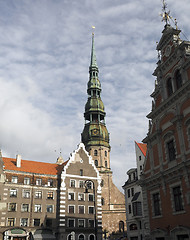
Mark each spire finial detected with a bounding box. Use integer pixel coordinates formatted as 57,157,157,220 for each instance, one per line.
90,26,98,68
160,0,171,25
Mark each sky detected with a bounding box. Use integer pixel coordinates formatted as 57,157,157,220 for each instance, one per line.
0,0,190,191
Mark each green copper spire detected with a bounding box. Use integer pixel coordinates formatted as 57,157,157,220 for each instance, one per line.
81,33,110,149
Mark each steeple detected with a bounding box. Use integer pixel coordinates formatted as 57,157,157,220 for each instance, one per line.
81,33,110,156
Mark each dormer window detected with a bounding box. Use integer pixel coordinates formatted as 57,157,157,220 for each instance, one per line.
175,70,182,90
167,77,173,97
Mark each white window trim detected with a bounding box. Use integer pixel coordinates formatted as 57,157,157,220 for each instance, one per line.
68,218,75,227
88,206,94,214
20,218,28,227
78,192,85,201
46,204,54,213
70,179,76,188
22,189,30,198
68,205,75,214
34,204,42,213
78,219,85,228
21,203,30,212
68,192,75,200
78,205,85,214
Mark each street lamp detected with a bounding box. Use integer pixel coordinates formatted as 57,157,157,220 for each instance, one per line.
84,180,97,240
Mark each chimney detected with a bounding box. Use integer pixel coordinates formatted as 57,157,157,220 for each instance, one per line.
16,154,21,168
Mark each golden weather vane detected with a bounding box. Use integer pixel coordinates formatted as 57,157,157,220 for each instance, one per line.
160,0,172,25
92,26,95,35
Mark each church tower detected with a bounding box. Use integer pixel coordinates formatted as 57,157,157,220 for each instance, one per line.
82,33,126,238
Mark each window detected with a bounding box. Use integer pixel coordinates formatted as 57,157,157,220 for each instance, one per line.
10,189,17,197
94,150,98,156
89,194,94,202
70,180,76,188
78,193,84,201
132,202,142,216
167,139,176,161
20,218,28,227
101,197,105,205
80,169,83,176
86,181,92,189
68,192,75,200
47,191,53,199
79,234,85,240
68,205,75,214
35,191,42,199
23,189,30,198
119,221,124,232
89,206,94,214
8,203,16,212
105,151,107,157
34,204,41,212
173,186,184,212
22,204,29,212
129,223,137,231
177,235,189,240
79,180,84,188
139,156,141,161
78,219,85,228
167,77,173,97
47,205,53,213
127,189,130,198
79,205,85,214
7,218,15,226
105,161,108,168
68,219,75,227
175,69,182,89
128,204,132,214
34,219,40,226
131,188,134,196
100,180,104,187
36,178,42,186
153,193,161,216
95,160,98,167
24,177,30,185
88,219,94,227
140,165,142,171
12,176,18,184
48,179,53,187
89,235,95,240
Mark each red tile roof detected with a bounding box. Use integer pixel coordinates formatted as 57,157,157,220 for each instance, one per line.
2,157,65,175
135,142,147,157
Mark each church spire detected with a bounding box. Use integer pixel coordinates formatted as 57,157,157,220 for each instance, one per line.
90,33,98,68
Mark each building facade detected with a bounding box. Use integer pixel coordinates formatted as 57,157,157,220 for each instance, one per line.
81,33,126,239
141,6,190,240
123,142,147,240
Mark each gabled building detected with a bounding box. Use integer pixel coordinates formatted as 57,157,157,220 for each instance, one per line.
141,3,190,240
81,33,126,239
123,142,147,240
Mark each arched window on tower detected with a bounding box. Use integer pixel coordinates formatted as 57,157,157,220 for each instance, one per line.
119,221,124,232
105,161,108,168
94,150,98,156
167,77,173,97
175,69,182,89
105,151,107,157
95,160,98,167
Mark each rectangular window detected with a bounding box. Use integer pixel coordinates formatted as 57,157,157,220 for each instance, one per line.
89,206,94,214
128,204,132,214
79,180,84,188
87,181,92,189
167,140,176,161
34,204,41,213
139,156,141,161
70,180,76,188
78,219,85,227
35,191,42,199
127,189,130,198
24,177,30,185
10,189,17,197
47,205,53,213
23,189,30,198
34,219,40,226
173,186,184,212
153,193,161,216
20,218,28,227
68,219,75,227
22,204,29,212
48,179,53,187
80,169,83,176
36,178,42,186
79,205,85,214
47,191,53,199
8,203,16,212
78,193,84,201
68,192,75,200
68,205,75,214
131,188,134,196
88,194,94,202
12,176,18,184
88,219,94,227
7,218,15,226
132,202,142,216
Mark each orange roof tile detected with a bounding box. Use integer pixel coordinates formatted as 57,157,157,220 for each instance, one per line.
2,157,65,175
136,142,147,157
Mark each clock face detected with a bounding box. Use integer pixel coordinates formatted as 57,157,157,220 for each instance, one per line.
165,45,171,57
92,129,99,136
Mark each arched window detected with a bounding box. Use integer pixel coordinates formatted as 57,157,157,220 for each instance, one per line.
100,180,104,187
94,150,98,156
95,160,98,167
175,69,182,89
89,235,95,240
68,234,72,240
119,221,124,232
78,234,85,240
167,77,173,97
105,151,107,157
105,161,108,168
129,223,137,231
101,197,105,205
